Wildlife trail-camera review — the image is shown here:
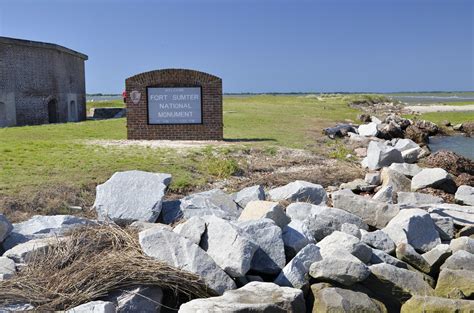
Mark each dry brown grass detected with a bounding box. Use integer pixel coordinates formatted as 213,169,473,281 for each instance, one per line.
0,224,215,311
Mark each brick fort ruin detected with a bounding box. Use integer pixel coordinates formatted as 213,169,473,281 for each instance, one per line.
125,69,223,140
0,36,88,127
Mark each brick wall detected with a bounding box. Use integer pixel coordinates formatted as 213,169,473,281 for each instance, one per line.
126,69,223,140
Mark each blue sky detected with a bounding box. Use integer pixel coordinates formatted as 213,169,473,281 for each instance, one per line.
0,0,472,93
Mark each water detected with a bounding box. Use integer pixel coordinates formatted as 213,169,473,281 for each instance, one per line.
86,95,122,102
429,135,474,160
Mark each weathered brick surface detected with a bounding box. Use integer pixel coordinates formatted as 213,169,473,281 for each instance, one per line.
125,69,223,140
0,36,87,126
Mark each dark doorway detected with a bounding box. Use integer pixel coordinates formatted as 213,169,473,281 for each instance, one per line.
48,99,58,123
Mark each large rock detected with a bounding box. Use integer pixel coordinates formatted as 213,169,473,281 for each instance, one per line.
340,179,374,192
316,231,372,264
358,122,379,137
370,248,408,269
393,138,419,152
3,237,62,263
389,162,422,178
423,203,474,227
309,250,370,286
268,180,327,205
238,201,290,228
179,282,305,313
200,216,258,277
312,287,387,313
435,269,474,299
104,286,163,313
430,214,455,240
422,244,452,275
455,185,474,206
365,172,381,185
274,244,322,289
361,230,395,254
372,185,393,203
380,167,411,194
449,237,474,254
233,185,265,208
285,202,326,222
401,295,474,313
93,170,169,224
237,219,286,275
364,263,434,309
3,215,92,250
0,256,16,280
172,216,206,245
382,209,441,253
281,221,312,258
397,192,443,206
441,250,474,272
395,243,431,274
302,207,368,242
411,168,457,194
138,227,236,294
178,189,242,221
402,146,428,163
0,214,12,243
332,190,400,228
366,141,403,170
66,301,116,313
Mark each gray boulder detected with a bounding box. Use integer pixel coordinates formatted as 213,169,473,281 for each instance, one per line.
372,185,393,203
389,162,422,178
382,209,441,253
0,214,12,243
366,141,403,170
449,237,474,254
312,287,386,313
394,138,420,152
160,200,182,224
411,168,457,193
138,227,236,294
285,202,326,222
365,172,381,185
401,146,427,163
3,214,92,250
281,220,312,258
93,170,169,224
332,190,400,228
340,223,361,239
172,216,206,245
179,189,242,221
316,231,372,264
201,216,258,277
358,122,379,137
395,243,431,274
66,301,116,313
274,244,322,289
435,269,474,299
455,185,474,206
237,219,286,275
441,250,474,271
309,250,370,286
104,286,163,313
302,207,368,242
238,201,290,228
397,192,443,206
401,296,474,313
361,230,395,254
268,180,327,205
422,244,452,275
370,248,408,269
233,185,265,208
423,203,474,227
0,256,16,280
430,214,455,240
340,179,375,192
3,237,63,263
179,282,305,313
364,263,434,308
380,167,411,194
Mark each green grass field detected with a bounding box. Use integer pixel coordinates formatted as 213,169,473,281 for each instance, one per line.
2,94,472,221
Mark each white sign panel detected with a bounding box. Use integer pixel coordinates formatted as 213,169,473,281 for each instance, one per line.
147,87,202,124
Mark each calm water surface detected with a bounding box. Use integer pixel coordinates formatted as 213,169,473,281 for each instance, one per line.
429,135,474,160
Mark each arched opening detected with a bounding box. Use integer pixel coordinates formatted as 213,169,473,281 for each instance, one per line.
47,99,58,123
0,102,6,127
69,100,77,122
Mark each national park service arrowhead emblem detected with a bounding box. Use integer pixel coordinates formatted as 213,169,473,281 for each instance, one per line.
130,90,141,104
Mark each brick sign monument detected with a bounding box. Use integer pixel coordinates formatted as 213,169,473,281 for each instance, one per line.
125,69,223,140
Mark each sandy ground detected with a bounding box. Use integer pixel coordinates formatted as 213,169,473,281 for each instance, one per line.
85,139,236,149
406,104,474,113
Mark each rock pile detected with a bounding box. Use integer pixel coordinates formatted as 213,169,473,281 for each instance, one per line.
1,167,473,312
